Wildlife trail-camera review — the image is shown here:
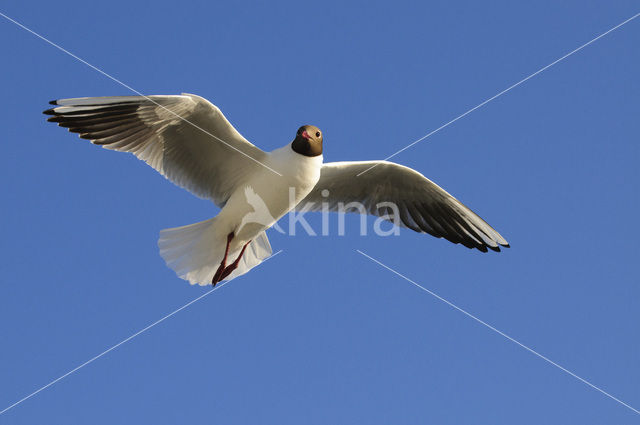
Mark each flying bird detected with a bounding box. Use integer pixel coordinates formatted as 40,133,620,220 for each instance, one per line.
44,93,509,286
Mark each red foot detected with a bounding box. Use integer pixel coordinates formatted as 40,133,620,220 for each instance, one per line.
211,232,234,286
211,234,251,286
219,241,251,281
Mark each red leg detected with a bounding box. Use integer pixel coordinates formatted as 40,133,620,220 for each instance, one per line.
211,232,234,286
219,240,251,281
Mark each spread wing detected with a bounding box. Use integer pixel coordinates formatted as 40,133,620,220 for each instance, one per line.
298,161,509,252
44,93,271,206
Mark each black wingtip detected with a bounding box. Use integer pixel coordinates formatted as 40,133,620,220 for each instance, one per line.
43,108,56,115
49,99,59,105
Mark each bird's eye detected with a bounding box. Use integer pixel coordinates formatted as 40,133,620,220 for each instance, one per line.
315,132,321,137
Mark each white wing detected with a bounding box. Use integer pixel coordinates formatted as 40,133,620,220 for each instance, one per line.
298,161,509,252
45,93,269,206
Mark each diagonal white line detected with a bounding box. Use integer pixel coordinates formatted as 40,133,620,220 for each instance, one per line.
356,249,640,415
0,250,284,416
0,11,283,177
356,11,640,176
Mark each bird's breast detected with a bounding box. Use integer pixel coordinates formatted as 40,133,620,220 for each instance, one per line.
266,145,323,198
221,147,322,239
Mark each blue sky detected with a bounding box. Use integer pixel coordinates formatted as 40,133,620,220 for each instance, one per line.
1,1,639,423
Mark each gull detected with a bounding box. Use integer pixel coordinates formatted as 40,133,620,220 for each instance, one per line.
44,93,509,286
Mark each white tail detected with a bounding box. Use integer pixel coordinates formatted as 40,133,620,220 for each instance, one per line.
158,217,272,286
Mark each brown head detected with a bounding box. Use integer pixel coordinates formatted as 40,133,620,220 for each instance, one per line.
291,125,323,157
